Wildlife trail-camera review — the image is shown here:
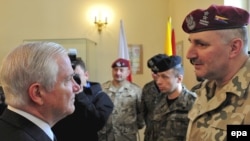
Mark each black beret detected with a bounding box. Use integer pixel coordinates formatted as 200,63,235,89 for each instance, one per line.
182,4,250,33
111,58,129,68
147,54,168,73
151,55,182,73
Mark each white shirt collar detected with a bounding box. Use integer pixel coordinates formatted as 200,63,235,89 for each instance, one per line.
8,105,54,140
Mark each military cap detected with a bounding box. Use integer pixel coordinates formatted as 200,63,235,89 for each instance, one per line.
147,54,168,73
111,58,129,68
182,4,250,33
151,55,182,73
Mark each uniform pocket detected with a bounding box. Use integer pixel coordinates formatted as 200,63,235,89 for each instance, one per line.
167,115,189,137
204,112,246,140
210,112,245,130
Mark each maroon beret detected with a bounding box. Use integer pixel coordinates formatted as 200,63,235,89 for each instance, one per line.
111,58,129,68
182,4,250,33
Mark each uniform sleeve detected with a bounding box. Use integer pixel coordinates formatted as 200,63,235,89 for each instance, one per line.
136,87,145,129
140,84,148,122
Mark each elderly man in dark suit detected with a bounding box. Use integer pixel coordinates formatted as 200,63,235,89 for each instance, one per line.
0,42,80,141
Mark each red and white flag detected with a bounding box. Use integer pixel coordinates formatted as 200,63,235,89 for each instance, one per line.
119,20,132,82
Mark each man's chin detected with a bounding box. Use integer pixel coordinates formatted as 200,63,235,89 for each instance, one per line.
115,78,124,81
68,106,75,114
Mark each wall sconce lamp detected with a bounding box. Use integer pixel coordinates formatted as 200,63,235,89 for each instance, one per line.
94,16,108,33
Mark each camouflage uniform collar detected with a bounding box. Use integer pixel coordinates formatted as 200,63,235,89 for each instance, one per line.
168,86,195,110
188,57,250,121
108,80,131,92
195,57,250,98
209,57,250,98
223,57,250,97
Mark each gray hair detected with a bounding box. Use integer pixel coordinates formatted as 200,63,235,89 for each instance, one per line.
0,42,67,106
216,27,249,52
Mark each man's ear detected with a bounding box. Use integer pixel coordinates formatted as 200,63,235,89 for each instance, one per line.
85,71,89,80
28,83,44,105
229,38,243,58
177,74,184,83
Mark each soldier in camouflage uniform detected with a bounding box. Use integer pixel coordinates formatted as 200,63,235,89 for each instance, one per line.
98,58,145,141
149,55,196,141
141,54,166,141
141,79,162,141
182,5,250,141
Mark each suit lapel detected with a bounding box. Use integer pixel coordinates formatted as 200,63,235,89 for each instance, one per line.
2,109,53,141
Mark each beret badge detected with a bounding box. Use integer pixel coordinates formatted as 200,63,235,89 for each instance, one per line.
111,58,129,68
116,62,123,67
199,11,209,26
148,55,182,73
186,15,196,31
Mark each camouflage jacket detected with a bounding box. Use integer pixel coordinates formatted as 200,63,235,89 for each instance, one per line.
186,58,250,141
140,80,163,141
98,80,145,141
152,86,196,141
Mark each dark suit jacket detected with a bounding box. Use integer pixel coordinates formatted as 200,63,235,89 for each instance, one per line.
0,86,6,115
0,109,53,141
